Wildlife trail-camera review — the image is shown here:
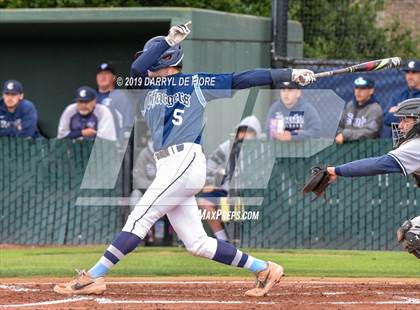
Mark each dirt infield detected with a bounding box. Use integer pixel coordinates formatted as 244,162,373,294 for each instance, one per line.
0,277,419,309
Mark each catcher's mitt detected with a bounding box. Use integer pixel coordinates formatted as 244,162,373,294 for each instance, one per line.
303,166,331,198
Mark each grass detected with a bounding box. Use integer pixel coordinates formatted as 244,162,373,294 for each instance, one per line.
0,246,419,278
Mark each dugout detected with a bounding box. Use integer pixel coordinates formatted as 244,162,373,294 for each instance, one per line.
0,7,303,151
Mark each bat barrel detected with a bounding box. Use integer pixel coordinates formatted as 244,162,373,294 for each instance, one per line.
314,57,402,80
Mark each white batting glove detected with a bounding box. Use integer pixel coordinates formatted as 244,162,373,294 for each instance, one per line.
165,21,192,46
291,69,316,86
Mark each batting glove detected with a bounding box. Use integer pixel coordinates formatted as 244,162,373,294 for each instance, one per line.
165,21,192,46
291,69,316,86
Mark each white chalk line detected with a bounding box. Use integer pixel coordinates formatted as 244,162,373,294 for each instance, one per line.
95,298,276,305
0,297,90,308
0,285,39,292
0,280,250,285
2,283,403,298
0,297,276,308
329,297,420,305
269,291,389,297
2,282,419,298
1,282,419,308
322,292,347,295
2,296,420,308
103,280,250,285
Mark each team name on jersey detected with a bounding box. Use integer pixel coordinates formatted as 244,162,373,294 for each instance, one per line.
0,119,22,130
144,90,191,112
286,112,304,130
346,112,369,128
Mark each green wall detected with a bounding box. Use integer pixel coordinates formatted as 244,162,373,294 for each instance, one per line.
0,7,303,152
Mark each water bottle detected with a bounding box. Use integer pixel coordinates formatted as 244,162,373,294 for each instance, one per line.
269,117,277,138
275,112,285,134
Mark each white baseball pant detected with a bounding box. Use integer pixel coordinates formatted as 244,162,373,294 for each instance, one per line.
122,143,218,259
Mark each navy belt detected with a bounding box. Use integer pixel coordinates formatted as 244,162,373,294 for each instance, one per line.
154,144,185,161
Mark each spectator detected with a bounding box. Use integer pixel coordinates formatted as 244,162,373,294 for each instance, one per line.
336,77,382,144
96,63,117,104
57,86,116,141
96,63,134,142
0,80,39,139
382,59,420,138
132,138,156,193
265,82,321,141
197,115,262,242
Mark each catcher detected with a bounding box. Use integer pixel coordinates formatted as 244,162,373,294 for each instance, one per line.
304,98,420,258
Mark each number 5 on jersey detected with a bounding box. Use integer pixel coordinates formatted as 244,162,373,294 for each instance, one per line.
172,108,184,126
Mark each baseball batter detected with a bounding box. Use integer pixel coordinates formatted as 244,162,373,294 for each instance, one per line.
326,98,420,259
54,21,316,297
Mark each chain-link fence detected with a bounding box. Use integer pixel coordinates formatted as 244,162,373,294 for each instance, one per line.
238,139,419,250
0,138,124,245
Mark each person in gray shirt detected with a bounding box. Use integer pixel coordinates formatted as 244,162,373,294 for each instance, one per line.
266,82,322,141
336,77,383,144
132,139,156,192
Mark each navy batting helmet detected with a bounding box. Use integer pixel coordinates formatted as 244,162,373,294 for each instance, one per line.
134,36,184,72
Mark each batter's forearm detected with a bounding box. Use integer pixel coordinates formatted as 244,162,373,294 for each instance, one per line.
232,69,292,89
335,155,402,177
271,68,293,84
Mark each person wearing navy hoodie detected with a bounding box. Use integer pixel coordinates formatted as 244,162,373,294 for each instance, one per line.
382,60,420,138
335,77,383,144
0,80,39,139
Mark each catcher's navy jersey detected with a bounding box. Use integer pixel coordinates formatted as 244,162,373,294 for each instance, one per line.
140,73,232,151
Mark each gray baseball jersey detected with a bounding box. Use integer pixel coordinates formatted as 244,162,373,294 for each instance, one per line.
410,215,420,235
388,137,420,177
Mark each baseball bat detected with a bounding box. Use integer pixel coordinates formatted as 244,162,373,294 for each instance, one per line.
314,57,402,78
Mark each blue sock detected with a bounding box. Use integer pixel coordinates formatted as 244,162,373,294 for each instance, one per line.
212,240,268,273
249,258,269,273
88,231,141,279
